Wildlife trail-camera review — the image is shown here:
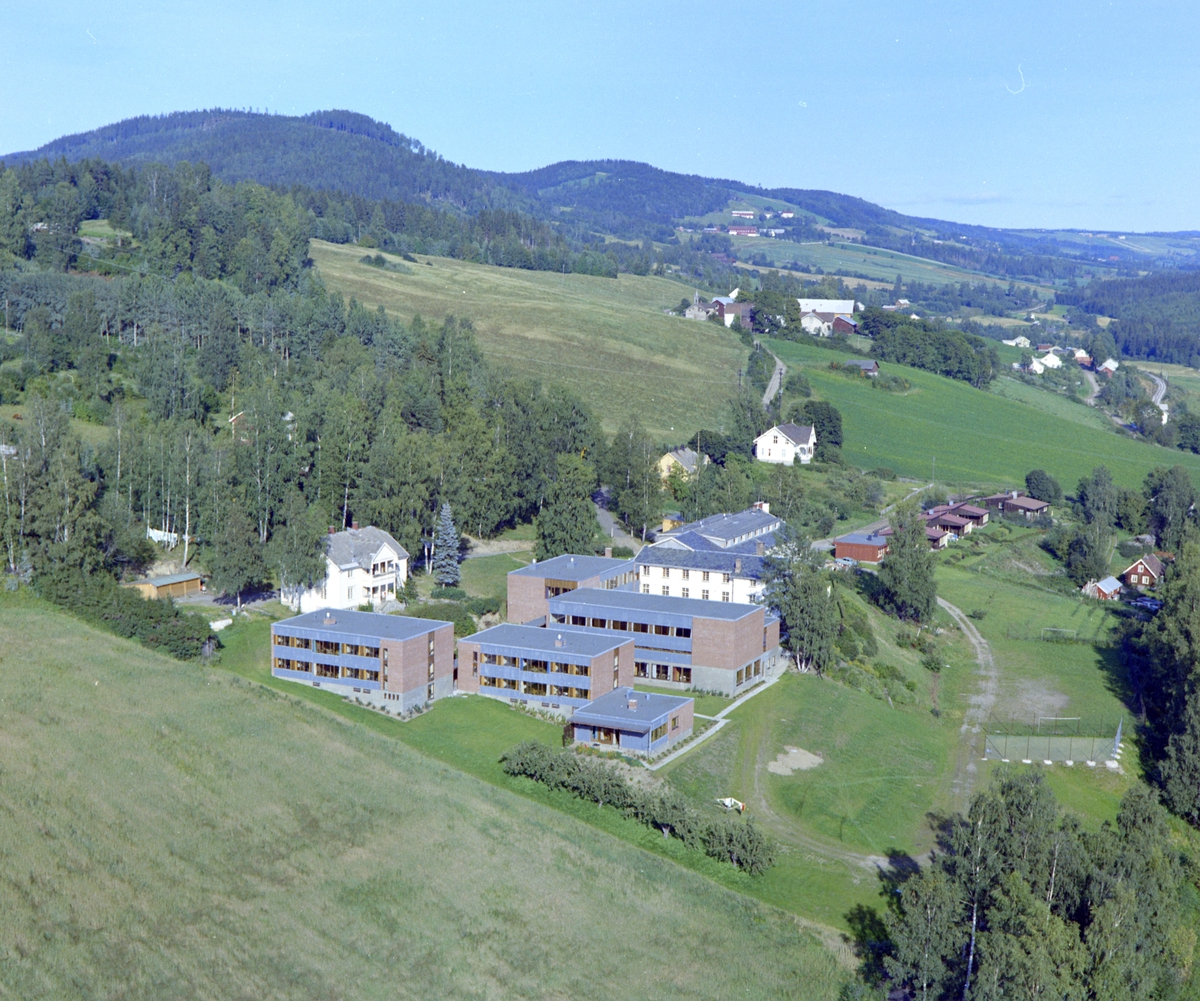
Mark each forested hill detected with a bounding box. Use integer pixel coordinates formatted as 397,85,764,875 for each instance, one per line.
1,110,519,212
0,109,1069,253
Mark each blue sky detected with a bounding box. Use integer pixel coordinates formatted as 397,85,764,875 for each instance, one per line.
2,0,1196,231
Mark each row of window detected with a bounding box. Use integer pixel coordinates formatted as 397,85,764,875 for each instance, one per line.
480,653,591,675
635,662,692,684
275,635,382,659
643,584,730,601
274,658,380,683
736,659,764,686
549,614,691,638
481,677,590,699
641,567,733,583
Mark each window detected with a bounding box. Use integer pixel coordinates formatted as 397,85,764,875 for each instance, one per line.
642,584,650,594
671,715,680,729
522,681,548,697
701,590,709,601
315,639,340,655
524,659,548,673
661,567,670,578
681,569,690,581
661,586,670,597
347,587,354,600
772,435,778,445
611,620,628,631
681,588,689,599
673,666,691,684
721,592,730,602
316,662,340,679
651,723,668,742
571,615,587,626
590,618,607,628
483,652,499,665
635,661,649,678
722,573,732,583
737,668,745,685
654,664,670,681
633,622,649,633
675,627,691,638
701,571,710,582
551,613,566,624
654,624,670,635
641,565,651,577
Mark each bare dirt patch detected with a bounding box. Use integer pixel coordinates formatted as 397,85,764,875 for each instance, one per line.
767,746,824,775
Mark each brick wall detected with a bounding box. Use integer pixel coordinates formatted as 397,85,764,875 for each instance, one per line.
691,608,764,672
507,574,553,625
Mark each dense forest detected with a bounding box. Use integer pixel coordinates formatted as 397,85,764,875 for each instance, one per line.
5,108,1165,279
860,308,1001,387
1058,270,1200,366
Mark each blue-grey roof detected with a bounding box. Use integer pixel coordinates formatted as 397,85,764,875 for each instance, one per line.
509,553,636,583
638,547,766,579
836,532,889,546
139,571,203,587
654,530,779,555
552,587,762,621
466,623,631,656
657,506,782,549
1098,576,1122,590
276,609,450,641
572,687,692,731
325,525,409,569
844,358,877,369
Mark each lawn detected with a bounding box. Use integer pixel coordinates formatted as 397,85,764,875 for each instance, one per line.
768,337,1200,490
310,240,750,439
0,592,847,999
988,376,1114,433
461,552,529,601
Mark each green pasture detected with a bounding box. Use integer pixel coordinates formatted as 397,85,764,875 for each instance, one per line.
0,593,846,999
988,376,1113,432
768,337,1200,490
310,240,749,439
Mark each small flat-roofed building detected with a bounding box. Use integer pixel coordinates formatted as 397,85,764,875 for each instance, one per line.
548,587,780,696
834,532,889,563
571,687,694,757
655,503,782,553
635,547,766,603
271,609,454,712
124,571,204,600
457,623,634,710
507,553,638,626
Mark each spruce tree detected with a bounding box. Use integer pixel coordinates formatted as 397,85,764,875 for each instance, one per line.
878,503,937,621
535,454,599,560
431,502,460,586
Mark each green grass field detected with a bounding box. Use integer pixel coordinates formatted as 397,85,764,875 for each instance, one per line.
988,376,1115,433
310,240,749,439
461,552,530,600
768,337,1200,490
0,592,847,999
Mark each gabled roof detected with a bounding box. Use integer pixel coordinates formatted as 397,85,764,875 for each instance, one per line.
1124,553,1164,578
664,447,701,473
843,358,877,370
770,423,816,446
325,526,409,571
1097,575,1122,592
136,571,203,587
796,299,856,315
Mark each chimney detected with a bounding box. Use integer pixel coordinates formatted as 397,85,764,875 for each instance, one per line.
352,521,359,530
569,556,575,564
735,558,742,574
604,546,612,558
755,542,765,556
323,613,336,626
555,633,564,648
627,698,638,710
753,501,770,514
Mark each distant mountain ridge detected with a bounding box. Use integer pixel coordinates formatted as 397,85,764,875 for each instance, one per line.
0,108,1178,270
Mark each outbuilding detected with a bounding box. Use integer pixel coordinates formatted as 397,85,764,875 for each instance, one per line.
834,532,889,563
124,571,203,600
571,687,694,757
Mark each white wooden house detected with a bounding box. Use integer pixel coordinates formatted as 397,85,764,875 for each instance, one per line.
753,423,816,466
289,524,409,613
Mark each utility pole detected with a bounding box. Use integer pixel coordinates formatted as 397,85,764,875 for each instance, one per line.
932,456,936,485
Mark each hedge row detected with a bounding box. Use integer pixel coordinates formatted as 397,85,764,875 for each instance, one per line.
36,566,213,660
500,741,776,874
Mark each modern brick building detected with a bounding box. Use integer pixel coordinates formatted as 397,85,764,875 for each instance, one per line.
571,687,694,756
456,623,635,710
271,609,454,712
506,552,637,625
547,588,780,696
833,532,889,563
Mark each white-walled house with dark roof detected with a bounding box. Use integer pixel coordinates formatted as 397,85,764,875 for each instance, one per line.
753,423,816,465
290,524,409,613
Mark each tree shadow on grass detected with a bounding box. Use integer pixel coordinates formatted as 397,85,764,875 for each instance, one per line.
845,849,920,987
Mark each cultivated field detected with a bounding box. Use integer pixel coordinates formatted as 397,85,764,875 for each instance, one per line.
768,338,1200,489
0,594,846,999
310,240,749,439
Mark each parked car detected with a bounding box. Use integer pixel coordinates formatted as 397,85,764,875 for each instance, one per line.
834,557,858,569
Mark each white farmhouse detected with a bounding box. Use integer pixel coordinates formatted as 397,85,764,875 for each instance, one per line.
753,423,816,465
289,524,409,614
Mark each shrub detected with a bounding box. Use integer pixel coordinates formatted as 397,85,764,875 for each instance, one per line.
500,742,776,874
36,566,213,659
431,586,467,601
401,601,476,637
466,595,501,616
609,545,635,558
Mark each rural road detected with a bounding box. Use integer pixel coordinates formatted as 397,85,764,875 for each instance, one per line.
1149,371,1169,421
761,348,786,409
593,498,643,552
1083,370,1101,405
938,596,998,812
